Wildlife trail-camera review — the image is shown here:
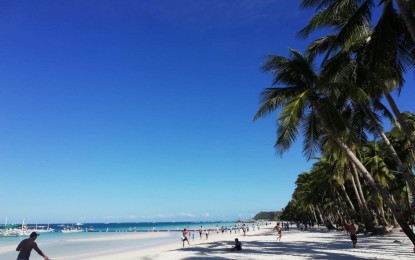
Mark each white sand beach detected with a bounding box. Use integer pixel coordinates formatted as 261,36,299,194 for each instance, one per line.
80,223,414,260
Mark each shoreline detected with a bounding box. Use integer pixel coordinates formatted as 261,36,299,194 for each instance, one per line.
85,223,414,260
2,223,414,259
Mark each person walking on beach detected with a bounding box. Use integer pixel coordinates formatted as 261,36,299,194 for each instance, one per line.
347,221,357,248
181,228,190,248
199,226,203,239
276,223,282,241
16,232,49,260
205,229,209,240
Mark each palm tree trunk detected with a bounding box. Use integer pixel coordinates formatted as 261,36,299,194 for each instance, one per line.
311,205,319,224
349,167,364,208
316,204,325,224
350,162,369,210
349,162,377,231
378,202,389,226
309,97,415,247
318,204,335,229
395,0,415,47
393,214,399,228
335,191,348,220
344,143,415,244
340,184,356,212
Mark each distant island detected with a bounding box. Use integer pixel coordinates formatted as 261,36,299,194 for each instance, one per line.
253,211,282,221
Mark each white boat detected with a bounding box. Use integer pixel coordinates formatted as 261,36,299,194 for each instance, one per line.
1,227,31,237
61,226,84,233
5,219,32,236
0,228,20,237
29,224,55,233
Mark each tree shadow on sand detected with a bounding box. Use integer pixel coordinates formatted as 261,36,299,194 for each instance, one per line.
156,231,413,260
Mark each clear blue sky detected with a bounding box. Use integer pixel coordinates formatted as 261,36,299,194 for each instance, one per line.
0,1,413,224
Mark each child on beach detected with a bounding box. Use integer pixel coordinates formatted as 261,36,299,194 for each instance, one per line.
192,232,195,241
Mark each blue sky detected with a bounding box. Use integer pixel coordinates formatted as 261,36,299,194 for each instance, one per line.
0,1,414,224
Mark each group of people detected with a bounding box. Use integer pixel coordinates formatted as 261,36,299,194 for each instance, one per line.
16,220,357,259
275,220,357,248
181,226,246,250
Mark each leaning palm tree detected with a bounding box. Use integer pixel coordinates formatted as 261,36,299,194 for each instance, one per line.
320,146,377,230
254,49,415,248
300,0,415,207
300,0,415,155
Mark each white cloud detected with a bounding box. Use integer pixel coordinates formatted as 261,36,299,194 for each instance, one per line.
200,213,210,218
178,213,195,218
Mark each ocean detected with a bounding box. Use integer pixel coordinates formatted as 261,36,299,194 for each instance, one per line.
0,221,239,259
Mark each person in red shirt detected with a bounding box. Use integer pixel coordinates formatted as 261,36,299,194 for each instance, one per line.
16,232,49,260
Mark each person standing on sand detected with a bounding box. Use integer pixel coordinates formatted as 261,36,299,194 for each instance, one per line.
199,226,203,239
347,222,357,248
181,228,190,248
276,222,282,241
16,232,49,260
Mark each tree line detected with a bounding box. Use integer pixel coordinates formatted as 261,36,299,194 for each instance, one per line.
253,211,282,221
254,0,415,250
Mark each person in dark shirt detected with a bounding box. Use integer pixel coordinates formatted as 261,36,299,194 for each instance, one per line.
231,238,242,250
16,232,49,260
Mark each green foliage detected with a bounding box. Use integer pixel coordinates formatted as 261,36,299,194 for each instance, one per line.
280,201,314,222
253,211,282,221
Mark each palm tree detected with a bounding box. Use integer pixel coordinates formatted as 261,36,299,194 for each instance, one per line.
299,0,415,155
300,0,415,207
254,49,415,247
362,140,397,225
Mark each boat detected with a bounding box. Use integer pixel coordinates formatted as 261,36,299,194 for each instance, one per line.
61,227,84,233
0,229,20,237
0,218,19,237
29,224,55,233
61,225,84,233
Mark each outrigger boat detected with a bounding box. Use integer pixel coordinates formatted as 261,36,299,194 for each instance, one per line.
61,224,84,233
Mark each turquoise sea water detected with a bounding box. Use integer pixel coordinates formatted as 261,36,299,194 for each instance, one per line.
0,221,238,259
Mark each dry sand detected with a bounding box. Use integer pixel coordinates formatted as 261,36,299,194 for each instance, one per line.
83,223,414,260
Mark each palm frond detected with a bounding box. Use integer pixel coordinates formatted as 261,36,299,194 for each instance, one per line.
254,87,306,121
302,110,323,160
323,0,374,60
298,0,359,38
306,34,337,60
275,92,308,153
